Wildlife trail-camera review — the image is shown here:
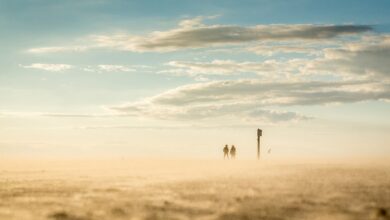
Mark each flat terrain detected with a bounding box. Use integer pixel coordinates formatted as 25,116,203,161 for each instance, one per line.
0,159,389,220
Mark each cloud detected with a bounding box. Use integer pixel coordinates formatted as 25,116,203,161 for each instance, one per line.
82,64,136,73
306,35,390,78
148,80,389,106
21,64,136,73
27,46,88,54
178,16,206,28
19,18,387,125
26,17,372,53
163,59,306,77
109,100,308,123
247,42,326,56
132,24,371,52
21,63,73,72
162,35,390,80
108,79,389,123
97,65,135,72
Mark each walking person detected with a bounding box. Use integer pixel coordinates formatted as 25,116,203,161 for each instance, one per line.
230,145,236,159
223,144,229,159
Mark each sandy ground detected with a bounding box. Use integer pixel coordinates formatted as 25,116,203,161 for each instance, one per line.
0,159,389,220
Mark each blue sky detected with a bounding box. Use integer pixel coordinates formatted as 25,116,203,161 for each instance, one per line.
0,0,390,158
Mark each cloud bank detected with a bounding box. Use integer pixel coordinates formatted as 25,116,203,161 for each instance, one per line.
21,17,388,124
109,79,389,123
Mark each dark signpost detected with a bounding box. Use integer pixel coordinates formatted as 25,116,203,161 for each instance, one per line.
257,128,262,160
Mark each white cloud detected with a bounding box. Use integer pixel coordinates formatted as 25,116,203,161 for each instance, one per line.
27,46,88,54
21,64,136,73
21,63,73,72
178,16,206,28
97,65,135,72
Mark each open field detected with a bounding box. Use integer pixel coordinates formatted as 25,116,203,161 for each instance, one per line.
0,159,389,220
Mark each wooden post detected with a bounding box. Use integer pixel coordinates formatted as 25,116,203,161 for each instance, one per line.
257,129,262,160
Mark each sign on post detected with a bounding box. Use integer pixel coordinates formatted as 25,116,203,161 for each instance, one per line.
257,129,262,137
257,129,262,160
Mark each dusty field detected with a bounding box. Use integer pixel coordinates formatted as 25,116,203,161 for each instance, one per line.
0,159,389,220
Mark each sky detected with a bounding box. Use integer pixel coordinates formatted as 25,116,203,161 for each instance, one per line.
0,0,390,158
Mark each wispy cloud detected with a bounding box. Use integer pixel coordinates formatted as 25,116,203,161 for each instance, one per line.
21,64,136,73
27,46,88,54
97,65,135,72
20,63,73,72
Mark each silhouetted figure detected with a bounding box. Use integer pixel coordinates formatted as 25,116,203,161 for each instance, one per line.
223,145,229,159
230,145,236,159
